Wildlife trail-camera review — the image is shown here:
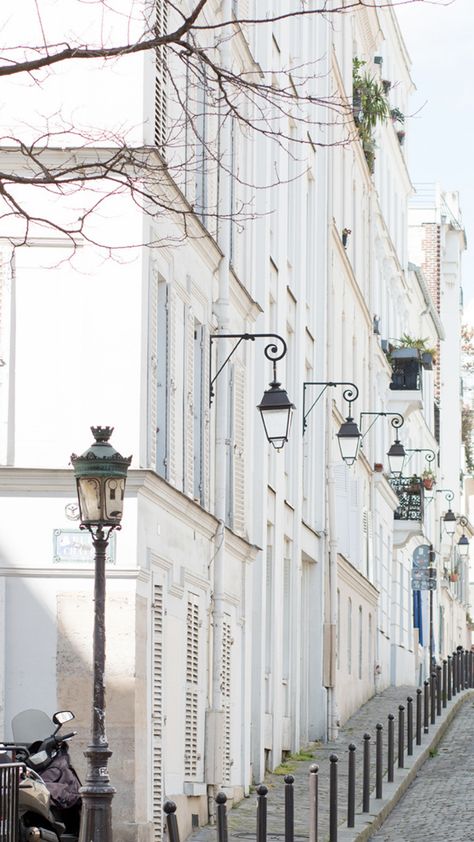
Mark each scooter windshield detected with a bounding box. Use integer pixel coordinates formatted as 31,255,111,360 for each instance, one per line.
11,709,54,743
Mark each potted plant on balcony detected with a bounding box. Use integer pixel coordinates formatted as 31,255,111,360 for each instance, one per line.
393,335,437,369
450,571,459,583
406,474,421,493
421,469,436,490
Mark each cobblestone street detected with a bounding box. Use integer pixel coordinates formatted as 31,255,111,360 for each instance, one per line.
371,696,474,841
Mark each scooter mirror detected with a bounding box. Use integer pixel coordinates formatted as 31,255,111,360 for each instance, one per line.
52,711,74,726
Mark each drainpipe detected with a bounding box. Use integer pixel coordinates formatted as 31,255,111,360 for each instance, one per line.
208,0,232,822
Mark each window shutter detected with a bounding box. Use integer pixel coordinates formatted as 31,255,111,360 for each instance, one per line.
0,248,11,465
232,362,246,536
152,583,164,842
222,617,232,785
155,0,168,152
200,325,211,510
148,273,159,468
167,286,178,487
183,304,195,498
185,594,200,779
367,510,374,579
334,465,349,558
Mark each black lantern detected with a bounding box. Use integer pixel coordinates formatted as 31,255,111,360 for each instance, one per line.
458,533,469,557
258,380,295,450
443,508,457,536
387,438,406,477
71,426,132,526
336,416,362,466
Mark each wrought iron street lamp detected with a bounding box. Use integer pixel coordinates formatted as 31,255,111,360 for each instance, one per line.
436,489,456,535
358,411,405,476
71,426,132,842
210,333,294,450
302,381,361,466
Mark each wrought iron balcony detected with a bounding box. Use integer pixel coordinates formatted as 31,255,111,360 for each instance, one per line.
389,349,422,391
390,476,424,522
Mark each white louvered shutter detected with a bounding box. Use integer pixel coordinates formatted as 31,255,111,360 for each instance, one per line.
334,465,349,558
367,510,374,580
0,248,11,465
232,362,246,536
185,594,200,778
167,286,178,487
155,0,168,152
201,326,211,509
184,305,195,498
348,479,360,565
148,273,159,468
152,583,164,842
222,617,232,784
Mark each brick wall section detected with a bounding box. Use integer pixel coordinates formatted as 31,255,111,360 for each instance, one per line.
420,222,441,400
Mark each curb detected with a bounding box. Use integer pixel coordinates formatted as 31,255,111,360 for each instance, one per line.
337,688,474,841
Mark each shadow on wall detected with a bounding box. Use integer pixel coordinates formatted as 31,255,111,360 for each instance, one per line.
1,564,148,842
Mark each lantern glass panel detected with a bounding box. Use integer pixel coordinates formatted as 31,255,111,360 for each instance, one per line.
260,406,292,450
104,477,126,523
77,477,103,524
337,432,360,466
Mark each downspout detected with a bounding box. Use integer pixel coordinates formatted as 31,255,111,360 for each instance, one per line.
208,0,232,822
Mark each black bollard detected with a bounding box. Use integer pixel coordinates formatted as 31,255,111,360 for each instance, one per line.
256,784,268,842
416,688,422,746
447,654,452,700
424,679,429,734
430,672,436,725
388,714,395,783
398,706,405,769
347,745,356,828
375,724,383,799
216,793,228,842
436,665,442,716
471,651,474,689
363,734,370,813
284,775,294,842
407,697,413,756
442,660,447,708
164,801,181,842
452,651,457,697
329,755,338,842
309,764,319,842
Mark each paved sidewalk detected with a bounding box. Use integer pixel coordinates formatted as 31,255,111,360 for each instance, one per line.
187,683,432,842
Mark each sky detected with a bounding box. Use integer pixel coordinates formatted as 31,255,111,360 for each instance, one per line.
395,0,474,316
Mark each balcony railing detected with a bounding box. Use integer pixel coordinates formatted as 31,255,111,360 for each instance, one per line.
390,476,424,522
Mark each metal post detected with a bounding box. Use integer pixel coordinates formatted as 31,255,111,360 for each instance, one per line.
447,654,452,700
216,793,228,842
375,724,383,799
416,688,422,746
329,755,338,842
284,775,294,842
470,651,474,688
78,527,115,842
430,672,436,725
407,697,413,756
442,660,447,708
387,714,394,783
347,745,356,827
164,802,181,842
256,785,268,842
429,587,434,672
436,665,442,716
398,706,405,769
456,648,462,693
423,679,429,734
363,734,370,813
465,648,469,688
309,765,318,842
452,652,457,697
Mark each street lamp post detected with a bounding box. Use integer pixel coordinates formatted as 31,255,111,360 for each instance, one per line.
302,381,361,465
71,426,132,842
358,411,406,476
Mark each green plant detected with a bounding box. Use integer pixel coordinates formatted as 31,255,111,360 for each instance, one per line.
352,58,390,170
395,334,437,362
289,750,314,761
273,761,297,776
422,468,435,480
390,107,405,123
429,748,438,758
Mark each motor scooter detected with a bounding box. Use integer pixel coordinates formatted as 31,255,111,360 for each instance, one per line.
1,709,81,842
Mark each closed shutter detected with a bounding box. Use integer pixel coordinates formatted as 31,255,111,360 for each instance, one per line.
155,0,168,151
0,248,11,465
232,362,246,536
167,286,178,486
183,304,195,498
148,273,159,468
222,617,232,785
185,594,200,778
152,583,164,842
367,510,374,580
348,479,360,565
334,465,349,558
201,325,211,510
282,557,291,716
